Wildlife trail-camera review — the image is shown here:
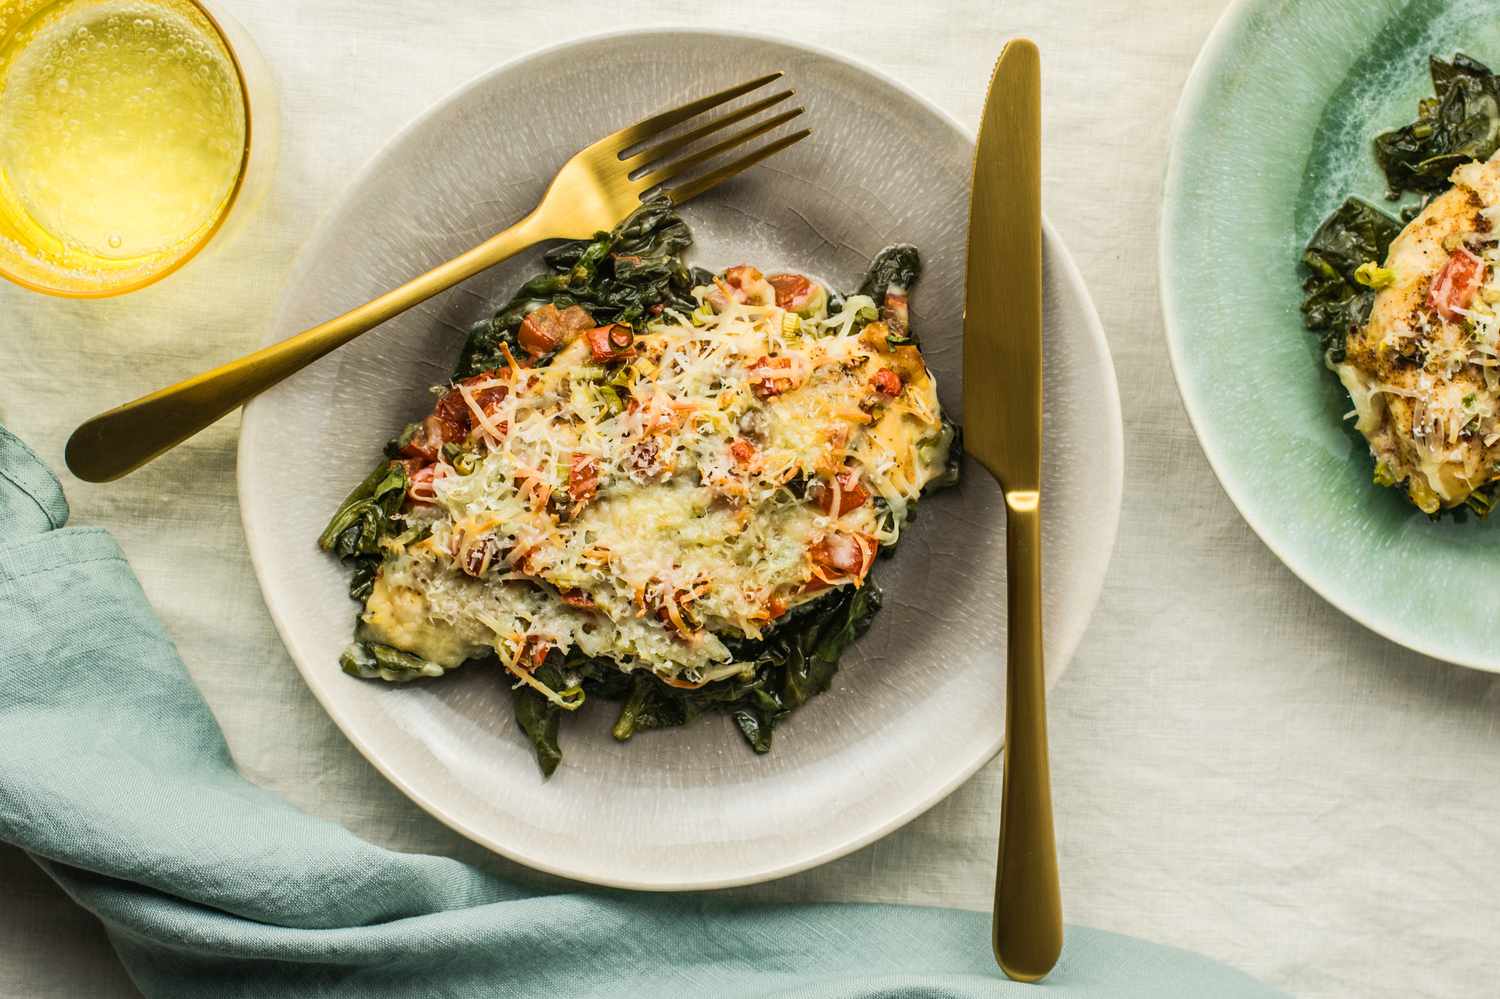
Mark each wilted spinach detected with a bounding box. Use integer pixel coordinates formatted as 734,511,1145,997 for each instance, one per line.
858,244,921,302
318,461,408,600
512,659,570,778
455,197,712,378
1299,198,1402,358
1374,54,1500,198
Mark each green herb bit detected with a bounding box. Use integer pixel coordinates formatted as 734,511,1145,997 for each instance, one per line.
1354,261,1395,289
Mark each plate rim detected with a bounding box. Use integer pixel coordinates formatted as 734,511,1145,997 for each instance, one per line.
1160,0,1500,674
240,26,1125,889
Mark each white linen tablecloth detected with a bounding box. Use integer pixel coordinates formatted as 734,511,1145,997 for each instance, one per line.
4,2,1498,996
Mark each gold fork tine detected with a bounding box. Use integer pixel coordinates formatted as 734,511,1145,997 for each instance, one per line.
660,128,811,206
604,72,784,152
625,89,795,165
635,107,806,188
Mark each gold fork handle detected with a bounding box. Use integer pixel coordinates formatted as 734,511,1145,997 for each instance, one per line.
992,490,1063,981
65,210,549,483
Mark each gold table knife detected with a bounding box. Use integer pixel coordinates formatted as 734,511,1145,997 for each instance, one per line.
964,39,1062,981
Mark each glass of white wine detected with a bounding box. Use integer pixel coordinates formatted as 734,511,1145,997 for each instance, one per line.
0,0,267,297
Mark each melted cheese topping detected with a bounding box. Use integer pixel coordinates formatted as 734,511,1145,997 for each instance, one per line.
362,287,952,681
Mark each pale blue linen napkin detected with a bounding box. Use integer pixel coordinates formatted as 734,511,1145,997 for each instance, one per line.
0,424,1282,998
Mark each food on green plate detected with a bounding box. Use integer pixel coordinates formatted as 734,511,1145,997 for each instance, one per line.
320,199,959,776
1301,54,1500,515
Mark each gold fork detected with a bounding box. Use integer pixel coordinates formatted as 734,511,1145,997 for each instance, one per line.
66,74,809,483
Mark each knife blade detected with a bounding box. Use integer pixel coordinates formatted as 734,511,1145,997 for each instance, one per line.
963,38,1062,982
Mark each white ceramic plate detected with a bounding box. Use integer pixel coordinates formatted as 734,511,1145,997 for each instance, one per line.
240,30,1122,890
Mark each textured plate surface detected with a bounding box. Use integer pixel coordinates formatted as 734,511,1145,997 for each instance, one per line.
240,30,1123,889
1163,0,1500,671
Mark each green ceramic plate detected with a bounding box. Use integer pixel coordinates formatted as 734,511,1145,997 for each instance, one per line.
1163,0,1500,670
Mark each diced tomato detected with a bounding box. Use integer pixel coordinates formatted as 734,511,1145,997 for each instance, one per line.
724,265,772,304
433,389,470,429
559,589,597,610
458,373,510,413
517,304,594,357
883,290,911,339
1430,247,1485,321
748,355,795,399
766,595,788,620
729,438,757,466
706,265,775,311
569,453,600,506
585,324,636,363
768,273,813,311
811,532,864,576
870,369,903,397
520,636,551,669
810,468,870,516
398,414,464,462
430,373,508,436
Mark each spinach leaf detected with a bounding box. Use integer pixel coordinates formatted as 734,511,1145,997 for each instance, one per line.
708,583,883,755
924,416,963,496
318,461,408,599
318,460,408,556
1299,197,1402,358
1374,54,1500,198
511,659,569,778
611,673,703,742
455,197,705,378
858,244,921,302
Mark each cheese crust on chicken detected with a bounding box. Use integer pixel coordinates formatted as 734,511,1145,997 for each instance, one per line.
358,270,953,688
1336,156,1500,513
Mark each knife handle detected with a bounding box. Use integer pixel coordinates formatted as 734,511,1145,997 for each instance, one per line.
992,490,1063,980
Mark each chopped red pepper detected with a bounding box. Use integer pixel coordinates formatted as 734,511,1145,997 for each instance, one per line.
810,531,873,580
398,414,465,463
559,589,597,610
810,468,870,516
748,355,795,399
767,273,814,311
870,368,903,397
585,324,636,363
1430,247,1485,321
517,304,594,357
569,453,600,506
